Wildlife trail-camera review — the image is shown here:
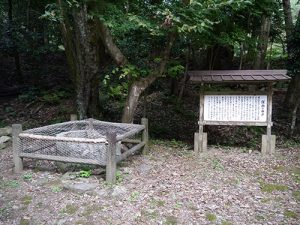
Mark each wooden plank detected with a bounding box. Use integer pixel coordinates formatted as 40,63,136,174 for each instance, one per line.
19,153,102,165
122,139,141,144
12,124,23,173
203,121,270,126
117,142,145,162
19,133,107,143
203,91,268,95
106,132,117,184
141,118,149,154
116,126,145,141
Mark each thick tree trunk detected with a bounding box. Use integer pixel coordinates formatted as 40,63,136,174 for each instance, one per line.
254,15,271,69
285,12,300,107
58,1,100,119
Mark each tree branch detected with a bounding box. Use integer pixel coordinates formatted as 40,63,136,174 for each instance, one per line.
95,20,128,66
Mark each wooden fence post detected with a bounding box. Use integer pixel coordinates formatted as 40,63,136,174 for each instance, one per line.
106,132,117,184
141,118,149,154
70,114,78,121
12,124,23,173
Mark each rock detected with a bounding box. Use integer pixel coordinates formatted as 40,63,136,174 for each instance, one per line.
0,142,7,149
56,218,67,225
91,167,105,175
62,172,77,180
95,189,109,197
0,126,12,136
111,186,127,197
63,182,98,193
0,136,11,143
55,162,76,173
137,164,152,174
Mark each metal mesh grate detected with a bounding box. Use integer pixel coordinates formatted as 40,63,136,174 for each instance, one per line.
18,119,144,166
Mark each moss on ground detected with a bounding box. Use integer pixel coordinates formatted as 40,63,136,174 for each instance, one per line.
206,213,217,222
284,210,297,219
290,167,300,184
292,190,300,201
22,196,32,206
164,215,178,225
259,182,288,193
221,220,232,225
82,204,103,217
62,204,79,215
19,218,30,225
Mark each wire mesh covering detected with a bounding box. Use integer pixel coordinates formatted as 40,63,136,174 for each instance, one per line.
18,119,145,166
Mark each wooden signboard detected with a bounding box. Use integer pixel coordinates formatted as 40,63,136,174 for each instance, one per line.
189,70,290,156
196,86,274,155
204,95,267,122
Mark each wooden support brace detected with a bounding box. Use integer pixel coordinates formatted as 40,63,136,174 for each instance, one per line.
141,118,149,155
106,132,117,184
12,124,23,173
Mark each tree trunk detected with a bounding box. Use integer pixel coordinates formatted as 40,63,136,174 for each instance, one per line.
58,1,101,119
253,15,271,69
8,0,23,84
282,0,293,46
121,33,176,123
285,11,300,107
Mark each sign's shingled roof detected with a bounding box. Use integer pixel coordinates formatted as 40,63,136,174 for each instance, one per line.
188,70,290,83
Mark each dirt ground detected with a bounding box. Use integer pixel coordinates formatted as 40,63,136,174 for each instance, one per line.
0,141,299,225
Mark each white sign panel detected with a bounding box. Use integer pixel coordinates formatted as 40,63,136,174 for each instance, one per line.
204,95,267,122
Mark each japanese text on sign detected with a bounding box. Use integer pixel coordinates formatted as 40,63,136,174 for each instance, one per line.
204,95,268,122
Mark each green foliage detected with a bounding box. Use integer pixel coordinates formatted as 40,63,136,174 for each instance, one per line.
41,90,68,104
22,173,33,181
116,170,123,183
79,170,91,178
5,180,20,188
129,191,139,202
212,158,224,171
167,64,184,78
18,88,39,103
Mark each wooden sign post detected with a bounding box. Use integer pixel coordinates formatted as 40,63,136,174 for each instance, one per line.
188,70,290,155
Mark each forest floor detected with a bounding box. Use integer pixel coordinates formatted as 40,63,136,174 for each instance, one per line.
0,75,299,225
0,141,299,225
